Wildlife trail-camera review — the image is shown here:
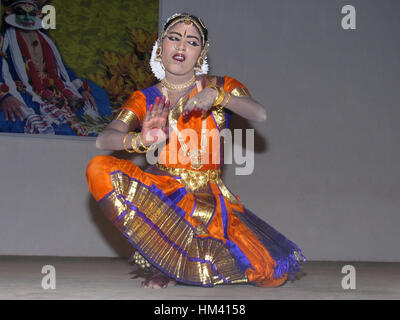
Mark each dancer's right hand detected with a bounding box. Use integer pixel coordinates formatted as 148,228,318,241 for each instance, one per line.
0,96,26,122
140,96,170,145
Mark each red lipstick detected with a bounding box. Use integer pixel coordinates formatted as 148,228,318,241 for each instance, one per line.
173,53,186,62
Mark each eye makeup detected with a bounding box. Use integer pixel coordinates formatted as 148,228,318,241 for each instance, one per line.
167,32,200,47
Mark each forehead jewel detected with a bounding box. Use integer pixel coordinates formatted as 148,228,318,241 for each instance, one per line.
164,13,208,46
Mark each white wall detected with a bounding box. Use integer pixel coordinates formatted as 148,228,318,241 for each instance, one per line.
0,0,399,261
159,0,400,262
0,133,137,257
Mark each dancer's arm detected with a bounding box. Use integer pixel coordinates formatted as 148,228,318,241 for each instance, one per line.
223,95,266,122
184,88,267,122
96,96,169,151
95,118,139,151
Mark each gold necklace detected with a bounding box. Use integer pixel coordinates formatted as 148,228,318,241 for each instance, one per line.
161,75,196,91
162,81,208,170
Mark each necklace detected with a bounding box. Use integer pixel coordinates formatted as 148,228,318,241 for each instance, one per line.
20,31,44,69
161,74,196,91
162,81,207,170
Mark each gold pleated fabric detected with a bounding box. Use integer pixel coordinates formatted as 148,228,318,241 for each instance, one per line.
89,156,249,286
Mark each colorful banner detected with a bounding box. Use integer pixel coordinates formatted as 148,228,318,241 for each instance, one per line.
0,0,158,136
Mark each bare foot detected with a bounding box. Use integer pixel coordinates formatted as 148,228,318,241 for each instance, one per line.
141,271,177,289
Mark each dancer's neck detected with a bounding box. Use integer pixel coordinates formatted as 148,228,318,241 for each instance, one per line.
164,72,195,85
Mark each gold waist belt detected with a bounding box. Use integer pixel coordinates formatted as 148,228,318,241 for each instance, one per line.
155,163,221,190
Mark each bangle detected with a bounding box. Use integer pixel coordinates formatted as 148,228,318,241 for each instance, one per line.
137,132,157,151
131,133,147,153
214,87,225,106
138,132,152,153
218,92,231,110
137,132,148,149
209,86,226,106
130,133,140,153
123,132,135,153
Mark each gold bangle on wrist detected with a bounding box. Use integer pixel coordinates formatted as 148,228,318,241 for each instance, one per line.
123,132,135,153
208,86,225,106
138,132,154,152
132,133,147,154
218,92,232,110
139,132,157,151
214,87,226,106
130,133,140,153
137,132,149,149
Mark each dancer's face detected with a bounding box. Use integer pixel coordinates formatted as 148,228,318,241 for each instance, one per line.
161,22,202,77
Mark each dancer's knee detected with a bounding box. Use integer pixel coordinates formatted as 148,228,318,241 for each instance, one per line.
86,155,113,201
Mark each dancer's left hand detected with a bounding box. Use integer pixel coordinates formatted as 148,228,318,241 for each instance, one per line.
182,87,217,118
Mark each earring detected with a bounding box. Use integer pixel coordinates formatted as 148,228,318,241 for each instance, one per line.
155,41,162,62
194,56,204,73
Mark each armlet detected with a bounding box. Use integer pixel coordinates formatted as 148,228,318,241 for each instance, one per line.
115,109,138,126
231,87,251,97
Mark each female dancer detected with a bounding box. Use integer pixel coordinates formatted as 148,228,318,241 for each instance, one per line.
86,13,306,289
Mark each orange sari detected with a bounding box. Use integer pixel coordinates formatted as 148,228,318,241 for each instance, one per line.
86,75,306,287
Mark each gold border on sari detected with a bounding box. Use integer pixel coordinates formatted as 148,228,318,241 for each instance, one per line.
214,178,241,205
191,185,216,228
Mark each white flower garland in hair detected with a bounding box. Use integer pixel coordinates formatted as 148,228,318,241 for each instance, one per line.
149,40,209,81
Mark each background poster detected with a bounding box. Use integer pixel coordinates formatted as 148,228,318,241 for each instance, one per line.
0,0,159,136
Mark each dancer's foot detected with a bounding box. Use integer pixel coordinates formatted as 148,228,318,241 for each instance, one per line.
141,271,177,289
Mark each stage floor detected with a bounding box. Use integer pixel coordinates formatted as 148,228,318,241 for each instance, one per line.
0,256,398,300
